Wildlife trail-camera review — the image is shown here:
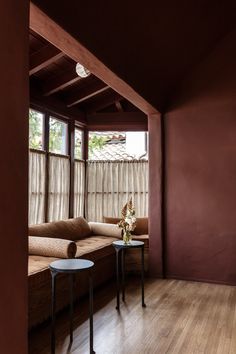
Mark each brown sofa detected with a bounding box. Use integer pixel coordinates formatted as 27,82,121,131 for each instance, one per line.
28,217,148,329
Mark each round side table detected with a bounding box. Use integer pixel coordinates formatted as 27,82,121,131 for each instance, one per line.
49,259,95,354
112,240,146,311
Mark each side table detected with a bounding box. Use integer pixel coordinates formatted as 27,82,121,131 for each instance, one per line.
49,259,95,354
112,240,146,311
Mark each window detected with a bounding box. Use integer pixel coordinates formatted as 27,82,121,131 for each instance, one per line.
75,128,83,159
88,131,148,160
29,109,44,150
29,110,86,224
86,131,148,221
49,117,68,155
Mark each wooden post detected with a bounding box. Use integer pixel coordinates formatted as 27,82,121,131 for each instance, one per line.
83,129,89,219
69,119,75,218
148,113,164,277
0,1,29,353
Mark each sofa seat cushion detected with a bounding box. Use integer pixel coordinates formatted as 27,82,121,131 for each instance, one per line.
28,255,59,289
75,236,118,260
29,217,91,241
29,255,59,275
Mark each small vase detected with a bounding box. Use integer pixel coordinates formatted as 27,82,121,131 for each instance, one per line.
123,231,132,245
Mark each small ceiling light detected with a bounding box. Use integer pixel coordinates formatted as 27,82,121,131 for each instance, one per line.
75,63,91,78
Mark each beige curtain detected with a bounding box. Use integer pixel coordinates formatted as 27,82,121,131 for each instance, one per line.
29,151,46,225
86,161,148,221
74,160,85,217
48,155,70,222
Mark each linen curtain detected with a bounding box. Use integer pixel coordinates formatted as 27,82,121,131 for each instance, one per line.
48,155,70,222
29,151,46,225
74,160,85,217
86,161,148,222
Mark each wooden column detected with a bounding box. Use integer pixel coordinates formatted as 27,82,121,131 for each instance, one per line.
69,119,75,218
44,112,50,222
0,1,29,353
148,113,164,277
83,129,88,219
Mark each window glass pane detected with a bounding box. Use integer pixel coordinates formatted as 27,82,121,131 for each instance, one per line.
88,131,148,160
29,109,44,150
49,117,68,155
75,129,83,159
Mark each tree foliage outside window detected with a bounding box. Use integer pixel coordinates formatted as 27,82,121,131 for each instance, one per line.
49,117,67,155
89,135,108,154
75,129,82,159
29,109,109,156
74,130,108,160
29,109,44,150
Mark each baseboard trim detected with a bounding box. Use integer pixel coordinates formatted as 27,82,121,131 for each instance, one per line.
166,274,236,287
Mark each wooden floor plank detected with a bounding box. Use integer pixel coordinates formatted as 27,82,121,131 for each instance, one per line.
29,278,236,354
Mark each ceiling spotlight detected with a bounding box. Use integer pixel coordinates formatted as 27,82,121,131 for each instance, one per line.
75,63,91,78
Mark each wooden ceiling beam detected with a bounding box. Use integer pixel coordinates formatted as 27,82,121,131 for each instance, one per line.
30,44,64,75
87,111,148,131
30,85,86,124
65,81,109,107
115,100,124,112
42,70,81,96
30,3,159,115
82,90,123,113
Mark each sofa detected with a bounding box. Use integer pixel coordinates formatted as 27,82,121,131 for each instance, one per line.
28,216,148,329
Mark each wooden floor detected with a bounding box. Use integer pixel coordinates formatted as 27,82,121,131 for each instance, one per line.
29,278,236,354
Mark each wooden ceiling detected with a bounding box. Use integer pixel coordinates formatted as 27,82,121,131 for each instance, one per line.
30,30,139,119
31,1,236,112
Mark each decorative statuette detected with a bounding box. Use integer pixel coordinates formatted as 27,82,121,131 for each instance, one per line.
118,198,136,244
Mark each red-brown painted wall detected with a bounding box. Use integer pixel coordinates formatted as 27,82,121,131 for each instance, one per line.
165,29,236,284
0,1,29,353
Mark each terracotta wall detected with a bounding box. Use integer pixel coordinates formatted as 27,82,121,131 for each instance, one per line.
0,1,29,353
165,29,236,284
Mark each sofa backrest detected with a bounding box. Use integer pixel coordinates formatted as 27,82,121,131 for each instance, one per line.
29,217,91,241
103,216,148,235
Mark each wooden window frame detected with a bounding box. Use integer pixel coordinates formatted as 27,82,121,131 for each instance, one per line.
29,105,86,222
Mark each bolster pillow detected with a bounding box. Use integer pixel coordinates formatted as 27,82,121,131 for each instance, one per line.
103,216,148,235
29,236,77,258
88,222,122,238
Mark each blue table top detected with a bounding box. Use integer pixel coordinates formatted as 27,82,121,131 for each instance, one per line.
49,259,94,273
112,240,144,248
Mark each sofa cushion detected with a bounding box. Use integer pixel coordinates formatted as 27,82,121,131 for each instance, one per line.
29,236,77,259
75,236,118,260
89,222,122,238
103,216,148,235
103,216,120,226
29,217,91,241
28,255,58,290
29,255,57,276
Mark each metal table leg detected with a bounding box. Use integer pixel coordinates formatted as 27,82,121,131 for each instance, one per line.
121,249,125,302
141,246,146,307
51,271,57,354
89,272,95,354
115,248,120,310
69,273,75,344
